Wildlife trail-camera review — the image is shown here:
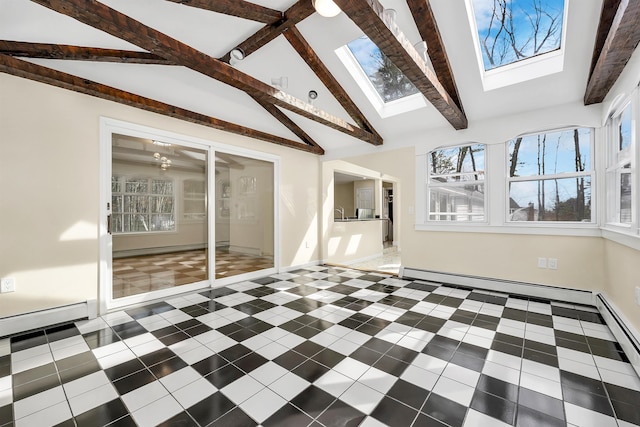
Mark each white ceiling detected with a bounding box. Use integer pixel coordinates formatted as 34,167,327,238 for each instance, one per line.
0,0,605,155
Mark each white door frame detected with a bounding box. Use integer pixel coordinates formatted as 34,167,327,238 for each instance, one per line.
99,118,280,314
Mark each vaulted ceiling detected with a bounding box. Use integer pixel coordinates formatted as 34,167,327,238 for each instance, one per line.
1,0,638,156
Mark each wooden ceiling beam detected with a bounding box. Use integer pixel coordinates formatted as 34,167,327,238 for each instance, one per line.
219,0,315,63
0,54,322,154
584,0,640,105
406,0,463,111
166,0,282,24
0,40,175,65
251,95,325,153
283,26,382,145
333,0,468,130
30,0,380,145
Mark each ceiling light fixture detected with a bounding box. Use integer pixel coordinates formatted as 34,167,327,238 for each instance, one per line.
229,48,245,66
308,90,318,104
153,152,172,170
312,0,341,17
271,76,289,90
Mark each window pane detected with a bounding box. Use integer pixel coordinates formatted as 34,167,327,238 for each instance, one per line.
347,36,419,103
124,195,149,213
111,176,121,193
152,179,173,195
112,195,122,213
509,128,590,177
123,214,149,232
620,169,632,223
429,184,485,221
429,144,485,181
509,177,591,221
619,103,632,151
471,0,564,70
125,178,148,193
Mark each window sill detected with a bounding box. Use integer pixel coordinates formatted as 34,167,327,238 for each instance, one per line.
601,227,640,251
415,223,601,237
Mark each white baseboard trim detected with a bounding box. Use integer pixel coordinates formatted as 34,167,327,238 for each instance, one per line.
229,245,262,256
400,268,595,306
595,294,640,378
0,299,97,338
280,260,322,273
113,244,206,258
323,252,385,268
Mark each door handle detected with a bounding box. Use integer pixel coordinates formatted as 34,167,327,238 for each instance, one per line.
107,214,112,235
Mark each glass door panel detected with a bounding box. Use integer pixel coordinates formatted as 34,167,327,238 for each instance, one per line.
111,133,208,299
214,152,274,279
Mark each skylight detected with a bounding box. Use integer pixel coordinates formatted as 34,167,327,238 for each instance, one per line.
471,0,565,71
346,36,419,103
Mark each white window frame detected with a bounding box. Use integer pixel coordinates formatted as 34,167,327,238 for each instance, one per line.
426,143,488,223
505,126,596,226
604,92,637,234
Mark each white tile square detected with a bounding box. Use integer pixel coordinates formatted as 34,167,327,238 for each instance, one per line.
14,401,72,427
521,359,561,382
131,395,182,427
75,318,109,334
558,358,600,380
221,374,264,405
328,338,361,356
239,387,288,423
11,351,53,374
400,365,438,391
168,337,201,356
250,361,289,386
334,358,370,380
159,366,201,393
557,347,596,365
314,369,354,397
411,354,447,375
123,332,156,349
359,367,396,394
206,336,237,353
463,409,512,427
442,363,480,387
482,361,521,385
433,376,475,406
63,371,111,399
13,386,66,419
342,330,371,346
310,330,341,347
340,382,384,415
258,327,289,341
276,333,306,349
486,350,522,370
254,341,289,360
564,402,618,427
598,367,640,391
519,371,562,399
122,380,169,413
323,325,352,338
129,340,164,358
180,345,215,364
268,372,310,400
97,348,137,369
171,377,217,408
68,383,118,416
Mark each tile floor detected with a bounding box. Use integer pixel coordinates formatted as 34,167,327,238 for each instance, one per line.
113,248,273,298
2,266,640,427
347,246,401,276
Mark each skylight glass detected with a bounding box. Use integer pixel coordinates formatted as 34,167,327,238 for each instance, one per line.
471,0,564,71
347,36,419,103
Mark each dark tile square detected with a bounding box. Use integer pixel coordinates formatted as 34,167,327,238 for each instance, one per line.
522,348,558,367
412,413,448,427
159,331,190,346
524,340,556,356
490,340,522,358
263,403,313,427
605,382,640,406
45,323,80,343
193,354,228,376
293,326,322,339
149,356,188,379
184,323,212,337
83,329,121,350
113,368,156,395
140,348,176,367
229,328,257,342
10,330,47,352
387,379,430,409
362,337,394,353
373,355,410,376
562,384,614,416
206,364,245,388
74,398,128,427
104,358,147,382
187,392,235,426
13,362,57,387
156,411,198,427
477,374,518,402
273,349,306,370
386,345,420,364
350,346,383,366
58,357,101,384
421,393,467,427
291,385,336,418
560,370,606,396
317,399,366,427
356,322,384,336
494,333,524,347
611,398,640,425
217,323,243,336
209,407,256,427
0,405,13,426
312,348,345,368
517,387,565,420
293,341,325,358
219,344,252,362
13,372,60,401
234,352,268,373
111,322,146,340
515,404,565,427
450,351,485,372
125,302,174,319
470,390,516,425
292,359,330,382
151,325,181,339
502,308,527,322
422,343,456,362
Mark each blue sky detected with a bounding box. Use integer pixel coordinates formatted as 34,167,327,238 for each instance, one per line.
471,0,565,70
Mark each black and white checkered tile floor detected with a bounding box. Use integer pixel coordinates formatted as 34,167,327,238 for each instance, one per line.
2,266,640,427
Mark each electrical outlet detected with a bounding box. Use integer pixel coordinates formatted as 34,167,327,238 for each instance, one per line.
537,257,547,268
635,287,640,306
1,277,16,293
548,258,558,269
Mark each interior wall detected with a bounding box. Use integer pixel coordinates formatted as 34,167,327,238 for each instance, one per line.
334,182,354,218
0,74,320,318
603,240,640,333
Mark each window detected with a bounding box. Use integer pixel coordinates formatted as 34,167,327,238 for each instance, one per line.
112,176,175,233
347,36,419,103
507,127,593,222
183,179,206,220
427,144,486,221
606,102,634,225
470,0,564,71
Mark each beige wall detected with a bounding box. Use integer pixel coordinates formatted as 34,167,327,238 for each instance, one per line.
603,240,640,332
334,182,354,218
0,74,320,317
